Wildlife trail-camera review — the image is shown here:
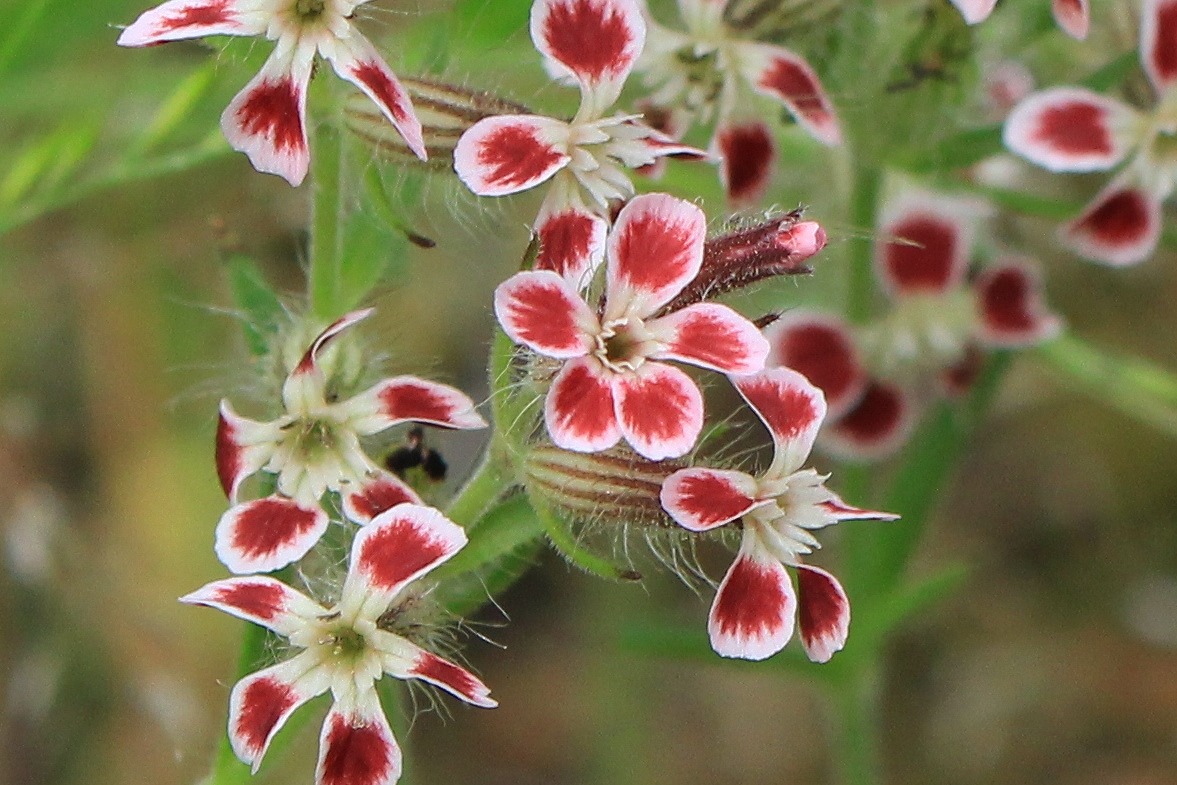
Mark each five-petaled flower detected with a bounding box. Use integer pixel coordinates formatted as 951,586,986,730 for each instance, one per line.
118,0,426,185
635,0,842,206
183,504,497,785
494,193,769,460
454,0,706,286
660,368,897,661
1003,0,1177,265
950,0,1089,40
215,308,486,573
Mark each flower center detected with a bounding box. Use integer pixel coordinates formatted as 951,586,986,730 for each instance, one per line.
296,0,326,20
289,416,341,459
865,291,976,379
594,319,653,373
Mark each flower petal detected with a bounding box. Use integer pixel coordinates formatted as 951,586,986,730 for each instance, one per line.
531,0,646,109
316,695,401,785
733,368,826,476
1143,0,1177,93
282,309,375,413
708,534,796,660
741,44,841,146
973,260,1062,347
876,197,974,296
606,193,706,317
661,468,763,532
343,376,487,435
342,504,467,614
341,472,423,525
544,358,622,452
614,362,703,460
534,203,609,288
494,270,598,358
822,381,915,461
948,0,998,24
116,0,263,46
1061,183,1163,267
795,564,849,663
324,31,426,161
181,576,326,636
714,121,775,209
214,496,329,574
221,41,314,185
453,115,572,196
216,400,278,503
398,644,498,708
1052,0,1089,39
1003,87,1137,173
230,654,329,772
764,311,867,421
650,303,769,375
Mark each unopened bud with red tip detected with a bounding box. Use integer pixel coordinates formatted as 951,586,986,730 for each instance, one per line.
665,210,827,311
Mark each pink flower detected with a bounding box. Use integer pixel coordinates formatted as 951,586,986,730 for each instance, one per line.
635,0,842,207
494,193,769,460
1003,0,1177,265
183,505,496,785
215,309,486,573
950,0,1089,40
453,0,705,286
117,0,425,185
660,368,897,661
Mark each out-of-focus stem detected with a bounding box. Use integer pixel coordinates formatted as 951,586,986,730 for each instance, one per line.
846,162,881,325
309,123,344,318
831,669,884,785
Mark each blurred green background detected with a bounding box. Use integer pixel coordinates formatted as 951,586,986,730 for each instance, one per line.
4,1,1177,784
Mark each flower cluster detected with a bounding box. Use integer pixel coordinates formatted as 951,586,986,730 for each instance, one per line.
1002,0,1177,266
454,0,707,283
109,0,1151,779
767,192,1061,459
635,0,842,206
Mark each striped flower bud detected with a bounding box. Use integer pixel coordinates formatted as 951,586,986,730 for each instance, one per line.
345,76,531,168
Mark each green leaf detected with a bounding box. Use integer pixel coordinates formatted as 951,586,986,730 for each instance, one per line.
1036,333,1177,439
225,256,285,357
0,0,54,76
126,60,220,157
0,122,99,208
449,0,531,49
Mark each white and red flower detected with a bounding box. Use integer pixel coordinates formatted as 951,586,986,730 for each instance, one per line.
183,505,496,785
950,0,1089,40
635,0,842,206
660,368,897,661
453,0,705,286
494,193,769,460
118,0,425,185
215,308,486,573
1003,0,1177,265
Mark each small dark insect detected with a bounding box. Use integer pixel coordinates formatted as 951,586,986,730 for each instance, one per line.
385,426,448,482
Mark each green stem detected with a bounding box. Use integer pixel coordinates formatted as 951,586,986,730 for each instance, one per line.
445,437,515,529
1036,333,1177,438
309,123,344,318
830,670,883,785
846,162,881,324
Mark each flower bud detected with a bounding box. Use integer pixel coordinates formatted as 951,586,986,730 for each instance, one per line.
523,445,683,529
345,77,531,168
665,210,826,311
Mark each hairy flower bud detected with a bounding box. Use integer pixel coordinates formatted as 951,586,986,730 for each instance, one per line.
345,77,531,168
665,209,826,311
523,445,683,529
